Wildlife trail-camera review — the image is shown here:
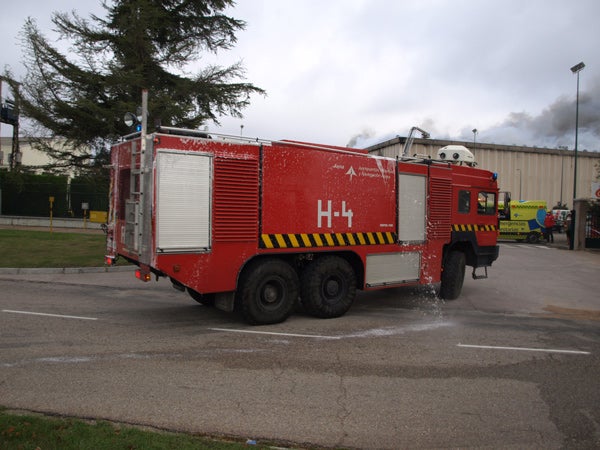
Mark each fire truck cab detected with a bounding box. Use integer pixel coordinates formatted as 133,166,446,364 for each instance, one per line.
106,127,499,325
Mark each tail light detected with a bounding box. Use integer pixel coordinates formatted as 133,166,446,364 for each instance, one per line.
135,269,152,282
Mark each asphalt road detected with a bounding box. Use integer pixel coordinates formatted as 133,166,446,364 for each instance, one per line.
1,236,599,449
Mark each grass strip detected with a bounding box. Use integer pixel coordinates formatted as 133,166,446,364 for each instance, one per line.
0,410,273,449
0,229,126,268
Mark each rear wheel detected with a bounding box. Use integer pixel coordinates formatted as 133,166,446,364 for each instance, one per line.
301,256,356,318
440,251,466,300
527,232,540,244
238,258,299,325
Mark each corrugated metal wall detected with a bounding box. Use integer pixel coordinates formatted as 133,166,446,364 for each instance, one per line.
368,137,600,210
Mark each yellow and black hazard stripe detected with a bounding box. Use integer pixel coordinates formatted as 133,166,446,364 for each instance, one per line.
452,224,497,232
260,232,397,249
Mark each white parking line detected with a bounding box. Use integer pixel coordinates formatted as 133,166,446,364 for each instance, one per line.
210,322,452,340
458,343,590,355
2,309,98,321
501,244,552,249
209,327,337,340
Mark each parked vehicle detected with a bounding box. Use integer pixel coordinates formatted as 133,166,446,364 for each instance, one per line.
551,209,570,233
498,193,547,243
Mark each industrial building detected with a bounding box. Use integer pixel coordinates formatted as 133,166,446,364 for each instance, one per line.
368,136,600,210
0,137,48,172
0,136,86,177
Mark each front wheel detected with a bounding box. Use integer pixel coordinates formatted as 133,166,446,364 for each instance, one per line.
238,258,299,325
301,256,357,318
440,251,466,300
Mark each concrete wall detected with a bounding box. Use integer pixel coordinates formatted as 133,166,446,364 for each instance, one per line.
0,215,103,230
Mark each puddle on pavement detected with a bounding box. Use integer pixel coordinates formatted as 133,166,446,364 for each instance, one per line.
538,305,600,321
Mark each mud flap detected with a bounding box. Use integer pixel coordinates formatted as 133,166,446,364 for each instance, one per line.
472,266,489,280
215,292,236,312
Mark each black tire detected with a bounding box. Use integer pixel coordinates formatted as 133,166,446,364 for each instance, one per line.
527,232,540,244
238,258,299,325
187,288,215,307
300,256,357,318
440,251,466,300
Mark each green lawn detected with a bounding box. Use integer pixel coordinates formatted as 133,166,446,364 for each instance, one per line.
0,410,272,449
0,229,113,268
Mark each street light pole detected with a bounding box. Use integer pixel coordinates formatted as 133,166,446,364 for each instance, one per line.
570,62,585,203
472,128,478,145
560,154,564,207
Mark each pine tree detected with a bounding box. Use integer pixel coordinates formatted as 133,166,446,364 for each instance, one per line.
15,0,264,172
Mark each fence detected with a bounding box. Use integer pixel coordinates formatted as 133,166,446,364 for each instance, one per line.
585,203,600,249
0,171,108,218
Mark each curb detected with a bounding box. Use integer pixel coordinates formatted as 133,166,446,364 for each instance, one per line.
0,266,135,275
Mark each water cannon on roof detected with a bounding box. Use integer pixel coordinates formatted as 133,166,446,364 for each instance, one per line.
401,126,430,157
437,145,476,166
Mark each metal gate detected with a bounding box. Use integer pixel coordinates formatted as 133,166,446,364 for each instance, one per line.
585,203,600,249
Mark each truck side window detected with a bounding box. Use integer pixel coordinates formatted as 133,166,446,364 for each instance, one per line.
477,192,496,215
458,190,470,213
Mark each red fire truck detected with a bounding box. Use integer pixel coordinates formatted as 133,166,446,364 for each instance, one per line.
105,127,499,325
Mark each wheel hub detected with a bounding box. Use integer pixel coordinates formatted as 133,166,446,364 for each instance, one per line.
262,283,279,304
325,278,340,297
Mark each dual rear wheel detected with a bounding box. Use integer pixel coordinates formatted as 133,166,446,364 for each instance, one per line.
300,256,356,319
238,255,357,325
195,251,466,323
238,258,299,325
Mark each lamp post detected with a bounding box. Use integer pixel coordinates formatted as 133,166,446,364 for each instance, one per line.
472,128,478,145
560,153,564,207
570,62,584,202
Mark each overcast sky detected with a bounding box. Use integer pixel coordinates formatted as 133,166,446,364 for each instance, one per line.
2,0,599,150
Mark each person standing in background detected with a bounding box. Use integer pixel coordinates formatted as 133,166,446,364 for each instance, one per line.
565,212,573,248
544,211,556,243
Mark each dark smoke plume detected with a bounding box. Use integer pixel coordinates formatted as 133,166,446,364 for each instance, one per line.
464,78,600,150
349,79,600,152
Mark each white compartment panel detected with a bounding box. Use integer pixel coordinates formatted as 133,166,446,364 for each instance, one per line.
398,173,426,242
156,151,212,252
366,252,421,287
